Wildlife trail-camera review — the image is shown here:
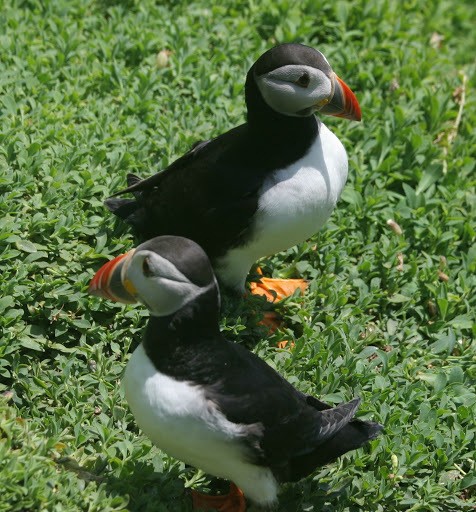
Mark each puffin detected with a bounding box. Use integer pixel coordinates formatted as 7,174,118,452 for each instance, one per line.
105,43,361,298
88,235,382,511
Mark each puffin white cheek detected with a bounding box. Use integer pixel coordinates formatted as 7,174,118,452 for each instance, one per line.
146,280,202,317
257,78,303,116
257,72,333,117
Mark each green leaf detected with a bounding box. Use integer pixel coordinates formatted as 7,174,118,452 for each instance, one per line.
387,294,411,303
449,314,474,330
48,343,75,353
16,240,38,253
1,95,17,115
437,298,449,319
416,163,443,195
418,372,447,392
19,337,44,351
95,233,108,253
460,474,476,490
340,188,363,208
448,366,464,384
386,319,398,335
0,296,14,313
430,331,456,354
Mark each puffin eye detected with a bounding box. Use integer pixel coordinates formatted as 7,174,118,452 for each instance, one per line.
296,73,310,88
142,257,153,277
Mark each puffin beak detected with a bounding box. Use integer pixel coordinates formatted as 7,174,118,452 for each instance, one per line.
88,250,137,304
318,73,362,121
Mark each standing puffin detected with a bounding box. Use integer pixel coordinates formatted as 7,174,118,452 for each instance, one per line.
88,236,382,511
106,43,361,296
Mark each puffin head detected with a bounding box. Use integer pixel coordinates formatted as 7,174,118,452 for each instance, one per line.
88,236,219,317
247,43,361,121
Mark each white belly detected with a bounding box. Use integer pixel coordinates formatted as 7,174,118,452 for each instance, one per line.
217,122,348,289
123,345,279,505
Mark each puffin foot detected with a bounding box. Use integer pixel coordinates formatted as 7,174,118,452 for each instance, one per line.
191,483,246,511
249,271,307,346
258,311,283,334
276,339,295,349
257,313,296,349
249,276,308,302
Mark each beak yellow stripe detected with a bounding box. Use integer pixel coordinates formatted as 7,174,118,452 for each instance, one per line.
123,277,137,297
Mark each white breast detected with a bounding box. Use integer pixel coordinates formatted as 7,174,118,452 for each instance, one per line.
217,122,348,289
123,345,279,506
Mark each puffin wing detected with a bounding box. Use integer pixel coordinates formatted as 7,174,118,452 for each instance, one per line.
199,341,382,481
202,344,367,468
105,126,265,257
107,139,214,199
204,341,307,427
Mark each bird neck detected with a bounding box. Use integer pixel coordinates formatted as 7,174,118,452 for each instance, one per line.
142,286,221,370
244,67,319,145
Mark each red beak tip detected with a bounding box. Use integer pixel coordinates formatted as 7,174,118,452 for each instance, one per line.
87,251,135,303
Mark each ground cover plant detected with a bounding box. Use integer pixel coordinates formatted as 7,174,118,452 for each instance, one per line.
1,0,475,510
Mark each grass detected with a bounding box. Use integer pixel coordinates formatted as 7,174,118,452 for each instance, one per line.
1,0,475,510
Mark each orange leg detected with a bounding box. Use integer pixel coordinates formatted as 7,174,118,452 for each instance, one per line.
249,269,308,347
191,483,246,511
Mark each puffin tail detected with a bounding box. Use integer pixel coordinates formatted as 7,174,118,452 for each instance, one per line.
105,173,144,223
309,413,383,466
286,398,383,481
105,197,139,220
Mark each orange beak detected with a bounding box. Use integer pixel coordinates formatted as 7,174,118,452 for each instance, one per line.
319,73,362,121
88,250,137,304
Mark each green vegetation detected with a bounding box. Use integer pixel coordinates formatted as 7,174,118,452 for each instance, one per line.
1,0,475,510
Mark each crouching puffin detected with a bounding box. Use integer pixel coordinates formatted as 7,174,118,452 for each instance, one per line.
106,43,361,299
88,236,382,511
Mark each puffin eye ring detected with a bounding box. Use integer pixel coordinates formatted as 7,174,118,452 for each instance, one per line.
296,73,310,88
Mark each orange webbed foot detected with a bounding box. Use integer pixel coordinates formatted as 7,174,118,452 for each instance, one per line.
249,269,307,348
191,483,246,511
249,276,308,302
